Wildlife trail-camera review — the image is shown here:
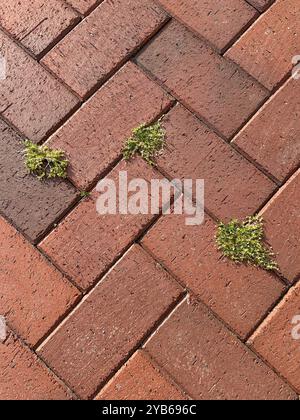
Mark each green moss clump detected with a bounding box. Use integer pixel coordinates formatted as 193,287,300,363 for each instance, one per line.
24,140,68,180
123,122,165,166
80,191,91,198
216,216,278,271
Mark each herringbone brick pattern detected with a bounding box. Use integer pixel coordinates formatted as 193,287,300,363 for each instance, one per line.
0,0,299,400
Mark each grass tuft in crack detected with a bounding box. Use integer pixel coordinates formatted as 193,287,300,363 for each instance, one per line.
123,122,165,166
80,191,91,199
24,140,68,180
216,216,278,271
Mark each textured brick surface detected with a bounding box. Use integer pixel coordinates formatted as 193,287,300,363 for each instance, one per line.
0,121,78,243
261,170,300,283
39,246,182,399
66,0,101,14
137,20,268,138
48,62,172,190
0,0,79,55
157,0,257,50
226,0,300,90
146,300,297,400
234,78,300,182
249,281,300,393
142,214,284,338
42,0,167,97
1,0,299,400
96,350,187,400
0,332,72,400
0,31,79,142
40,159,165,290
0,216,79,346
157,105,276,220
247,0,274,12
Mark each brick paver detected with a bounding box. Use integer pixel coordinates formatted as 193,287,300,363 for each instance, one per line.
226,0,300,90
247,0,274,11
145,299,297,400
66,0,100,15
38,245,183,399
0,216,80,346
96,350,188,400
42,0,168,98
0,31,79,142
233,78,300,182
1,0,299,401
157,105,276,221
156,0,257,51
0,0,79,56
40,159,166,290
261,170,300,283
47,62,173,190
0,120,78,243
137,20,268,139
142,214,285,338
249,281,300,393
0,331,73,400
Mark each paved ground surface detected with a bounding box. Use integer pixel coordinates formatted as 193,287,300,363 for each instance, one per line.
0,0,299,400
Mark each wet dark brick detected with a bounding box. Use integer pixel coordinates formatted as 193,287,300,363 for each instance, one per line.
0,0,79,56
247,0,274,12
42,0,168,98
0,121,78,243
136,20,268,139
0,31,79,142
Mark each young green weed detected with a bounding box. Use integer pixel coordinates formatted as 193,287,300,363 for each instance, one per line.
123,122,165,166
24,140,68,180
216,216,278,271
80,191,91,199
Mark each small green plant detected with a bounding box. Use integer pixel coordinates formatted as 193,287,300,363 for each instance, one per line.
123,122,165,165
216,216,278,271
24,140,68,180
80,191,91,198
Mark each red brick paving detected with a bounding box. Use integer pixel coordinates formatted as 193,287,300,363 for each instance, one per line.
96,350,188,400
0,216,80,347
0,331,73,400
226,0,300,90
261,170,300,283
0,0,80,56
137,20,269,139
157,105,276,221
66,0,101,15
0,120,78,242
0,0,299,401
249,281,300,393
39,159,166,291
38,245,183,399
156,0,258,51
142,214,285,339
0,31,79,142
47,62,173,190
42,0,168,98
145,299,297,400
233,78,300,182
247,0,275,11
